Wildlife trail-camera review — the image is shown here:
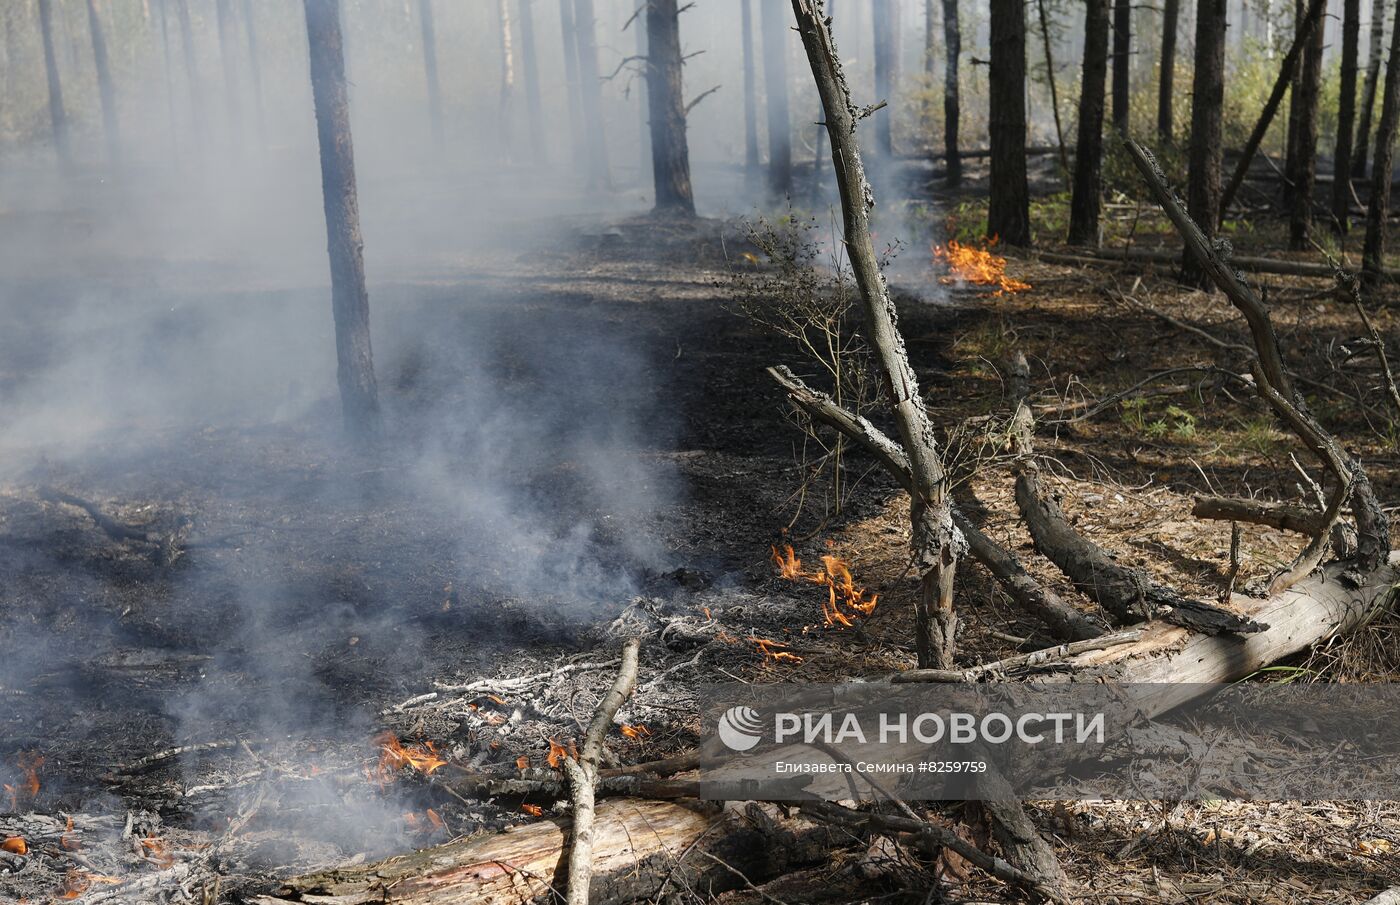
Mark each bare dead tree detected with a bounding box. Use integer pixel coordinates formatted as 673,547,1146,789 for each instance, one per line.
942,0,962,184
215,0,242,148
85,0,120,165
1110,0,1129,133
573,0,612,188
1068,0,1110,245
741,0,759,176
37,0,71,172
1362,7,1400,288
1157,0,1179,140
1182,0,1225,285
519,0,545,162
786,0,963,672
303,0,381,441
988,0,1030,246
645,0,694,214
1351,0,1389,178
1333,0,1361,231
417,0,444,147
761,0,792,196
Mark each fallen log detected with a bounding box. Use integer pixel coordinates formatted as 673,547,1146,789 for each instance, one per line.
252,799,847,905
1191,493,1357,556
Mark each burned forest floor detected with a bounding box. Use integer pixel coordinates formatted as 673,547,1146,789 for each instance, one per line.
3,164,1400,903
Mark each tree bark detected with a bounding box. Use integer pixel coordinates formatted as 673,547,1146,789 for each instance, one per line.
872,0,898,158
1182,0,1226,285
1157,0,1179,141
241,0,267,149
1036,0,1069,184
37,0,71,172
1111,0,1130,133
1362,7,1400,288
175,0,205,153
85,0,120,165
1068,0,1110,246
519,0,545,163
559,0,585,170
741,0,760,175
633,2,649,178
789,0,963,670
572,0,611,188
1288,6,1324,248
1351,0,1388,178
761,0,792,196
988,0,1030,246
1333,0,1361,231
645,0,694,215
215,0,242,149
304,0,381,441
942,0,962,184
417,0,444,147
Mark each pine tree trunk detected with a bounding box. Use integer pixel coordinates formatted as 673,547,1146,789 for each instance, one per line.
741,0,759,175
645,0,694,215
1036,0,1069,183
417,0,444,147
175,0,205,152
760,0,792,196
1111,0,1130,133
1332,0,1360,231
558,0,585,169
86,0,120,165
1351,0,1388,178
242,0,267,149
1362,8,1400,287
633,2,648,178
1289,9,1324,249
1157,0,1179,140
872,0,898,157
988,0,1030,246
942,0,962,184
572,0,611,188
518,0,544,163
215,0,242,147
303,0,381,442
1285,0,1304,208
1183,0,1226,285
37,0,71,171
1069,0,1110,245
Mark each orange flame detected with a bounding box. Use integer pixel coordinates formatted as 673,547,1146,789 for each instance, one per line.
545,738,577,769
1,837,25,855
370,732,448,787
752,637,804,664
771,545,880,629
403,808,446,836
932,237,1031,294
619,723,650,739
521,803,544,817
60,870,123,899
3,752,43,811
140,837,175,869
61,816,79,852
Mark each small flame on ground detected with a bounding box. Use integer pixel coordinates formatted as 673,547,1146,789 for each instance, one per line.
403,808,446,836
60,870,123,899
61,816,79,851
545,738,577,769
3,752,43,811
140,837,175,869
1,837,26,855
521,803,544,817
932,237,1031,294
619,723,650,739
751,637,804,664
369,732,448,787
515,755,530,772
771,544,879,629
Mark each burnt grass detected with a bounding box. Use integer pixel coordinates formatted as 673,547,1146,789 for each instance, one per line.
3,191,1400,902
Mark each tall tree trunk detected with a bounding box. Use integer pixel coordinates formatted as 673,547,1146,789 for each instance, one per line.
1111,0,1130,133
215,0,242,148
1362,7,1400,288
1036,0,1069,183
1068,0,1110,246
518,0,544,162
760,0,792,196
573,0,611,188
634,3,649,179
1332,0,1360,231
86,0,119,165
1157,0,1179,140
645,0,694,215
1351,0,1388,177
241,0,267,149
988,0,1030,246
741,0,759,175
303,0,381,441
872,0,898,157
1285,0,1304,208
175,0,205,153
1289,8,1324,248
941,0,962,183
790,0,963,672
1183,0,1226,285
558,0,585,169
157,0,178,158
418,0,443,147
498,0,516,149
37,0,71,172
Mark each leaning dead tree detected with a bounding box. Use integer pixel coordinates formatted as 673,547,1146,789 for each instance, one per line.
304,0,382,441
644,0,695,215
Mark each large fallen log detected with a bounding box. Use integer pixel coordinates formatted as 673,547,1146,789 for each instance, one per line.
253,799,845,905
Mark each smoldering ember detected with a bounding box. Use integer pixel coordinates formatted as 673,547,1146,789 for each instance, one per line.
2,0,1400,902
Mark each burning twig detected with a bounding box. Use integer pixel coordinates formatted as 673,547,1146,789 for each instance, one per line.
771,544,878,629
751,637,804,664
369,733,449,787
932,238,1031,294
3,751,43,810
